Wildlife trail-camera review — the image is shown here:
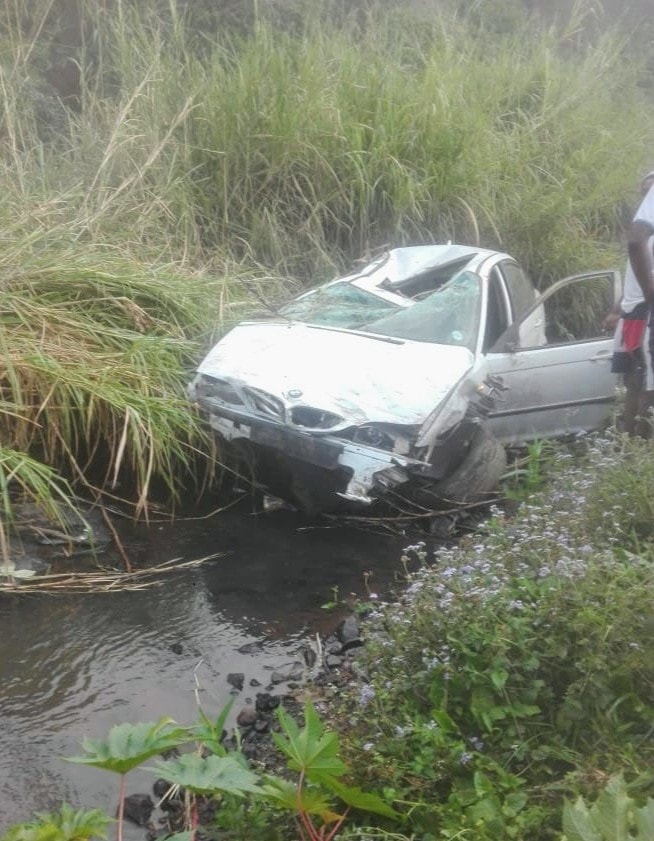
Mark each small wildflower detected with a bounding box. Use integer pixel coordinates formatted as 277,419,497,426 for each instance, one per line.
359,684,376,707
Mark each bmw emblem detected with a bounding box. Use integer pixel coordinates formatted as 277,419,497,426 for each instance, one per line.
288,389,303,399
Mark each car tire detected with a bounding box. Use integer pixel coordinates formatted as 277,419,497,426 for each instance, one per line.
434,426,506,505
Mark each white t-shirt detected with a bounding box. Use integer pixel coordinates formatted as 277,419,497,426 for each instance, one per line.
622,184,654,314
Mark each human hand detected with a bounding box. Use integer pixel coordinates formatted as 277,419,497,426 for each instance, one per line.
602,311,620,331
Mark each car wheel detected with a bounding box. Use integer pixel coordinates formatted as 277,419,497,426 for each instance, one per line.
434,426,506,505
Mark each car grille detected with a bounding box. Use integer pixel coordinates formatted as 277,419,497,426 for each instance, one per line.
243,387,286,421
289,406,343,430
197,376,345,430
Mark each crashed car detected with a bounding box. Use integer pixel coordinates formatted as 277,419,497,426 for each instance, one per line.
188,245,619,513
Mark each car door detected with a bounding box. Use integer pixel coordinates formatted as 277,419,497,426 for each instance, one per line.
484,270,620,444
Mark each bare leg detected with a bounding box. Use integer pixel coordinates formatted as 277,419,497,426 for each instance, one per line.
636,389,654,439
623,370,641,436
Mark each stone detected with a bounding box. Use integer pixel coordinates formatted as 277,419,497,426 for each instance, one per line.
122,793,154,826
227,672,245,691
236,705,257,727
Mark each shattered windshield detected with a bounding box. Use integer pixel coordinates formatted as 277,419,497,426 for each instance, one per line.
279,282,398,329
363,270,482,349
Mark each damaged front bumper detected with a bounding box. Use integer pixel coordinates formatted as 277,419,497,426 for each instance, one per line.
203,403,427,505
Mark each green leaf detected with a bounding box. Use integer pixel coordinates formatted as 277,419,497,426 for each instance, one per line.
502,791,528,817
490,668,509,690
473,772,495,799
1,804,111,841
562,797,602,841
323,776,399,819
147,753,261,796
273,703,347,780
635,799,654,839
66,719,190,775
193,701,234,758
260,775,341,822
431,709,459,734
589,774,631,841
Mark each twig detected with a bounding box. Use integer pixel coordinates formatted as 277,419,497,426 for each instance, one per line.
100,503,132,572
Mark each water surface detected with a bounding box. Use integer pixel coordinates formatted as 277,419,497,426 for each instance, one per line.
0,503,410,830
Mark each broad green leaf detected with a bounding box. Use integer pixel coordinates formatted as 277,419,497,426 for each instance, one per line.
147,753,260,796
502,791,528,817
67,719,190,774
490,668,509,690
473,772,495,799
260,775,341,822
431,709,459,734
562,797,602,841
589,774,631,841
635,799,654,839
467,796,505,836
323,777,399,819
274,703,347,779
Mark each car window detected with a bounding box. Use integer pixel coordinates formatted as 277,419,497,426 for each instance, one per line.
279,282,398,329
483,270,511,352
500,260,536,320
515,273,615,349
539,274,615,345
363,270,482,349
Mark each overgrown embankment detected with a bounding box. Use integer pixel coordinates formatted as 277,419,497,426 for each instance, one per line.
1,0,653,538
331,435,654,840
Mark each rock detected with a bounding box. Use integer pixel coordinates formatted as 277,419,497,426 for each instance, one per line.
326,654,343,668
238,642,264,655
287,662,304,682
254,718,270,733
271,671,286,685
122,793,154,826
302,644,317,668
337,615,362,651
255,692,281,714
250,677,262,687
236,705,257,727
169,642,183,655
227,672,245,691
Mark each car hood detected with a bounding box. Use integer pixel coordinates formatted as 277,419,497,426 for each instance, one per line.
196,322,474,427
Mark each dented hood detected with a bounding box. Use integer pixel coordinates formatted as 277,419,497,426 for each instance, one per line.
196,321,474,426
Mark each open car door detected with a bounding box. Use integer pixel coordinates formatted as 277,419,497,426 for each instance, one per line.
484,270,621,445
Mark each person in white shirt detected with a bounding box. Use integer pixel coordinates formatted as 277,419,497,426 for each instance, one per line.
607,171,654,436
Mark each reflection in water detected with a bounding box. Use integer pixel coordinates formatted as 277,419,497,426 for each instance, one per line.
0,505,408,829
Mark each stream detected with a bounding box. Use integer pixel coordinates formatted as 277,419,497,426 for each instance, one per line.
0,500,412,831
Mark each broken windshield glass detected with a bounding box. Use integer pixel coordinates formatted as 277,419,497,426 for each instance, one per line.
279,282,398,329
363,270,482,349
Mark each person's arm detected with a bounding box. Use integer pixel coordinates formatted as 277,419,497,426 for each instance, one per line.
602,297,622,330
628,186,654,301
628,222,654,301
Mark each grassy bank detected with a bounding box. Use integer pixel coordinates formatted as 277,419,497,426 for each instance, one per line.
1,0,654,541
332,434,654,840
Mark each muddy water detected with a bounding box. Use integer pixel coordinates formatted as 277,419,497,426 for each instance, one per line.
0,502,411,830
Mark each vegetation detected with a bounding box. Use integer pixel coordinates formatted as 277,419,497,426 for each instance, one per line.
332,434,654,840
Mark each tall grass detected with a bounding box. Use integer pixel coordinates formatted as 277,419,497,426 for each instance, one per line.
0,0,653,537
